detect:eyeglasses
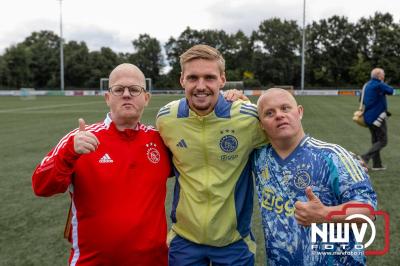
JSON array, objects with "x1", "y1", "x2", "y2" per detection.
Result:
[{"x1": 109, "y1": 85, "x2": 145, "y2": 97}]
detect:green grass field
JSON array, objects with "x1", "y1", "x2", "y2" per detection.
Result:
[{"x1": 0, "y1": 95, "x2": 398, "y2": 265}]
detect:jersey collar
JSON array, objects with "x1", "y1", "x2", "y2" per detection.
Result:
[
  {"x1": 104, "y1": 113, "x2": 140, "y2": 131},
  {"x1": 271, "y1": 135, "x2": 310, "y2": 163}
]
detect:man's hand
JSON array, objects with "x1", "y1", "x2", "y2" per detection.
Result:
[
  {"x1": 223, "y1": 89, "x2": 249, "y2": 102},
  {"x1": 73, "y1": 118, "x2": 100, "y2": 154},
  {"x1": 294, "y1": 187, "x2": 328, "y2": 226}
]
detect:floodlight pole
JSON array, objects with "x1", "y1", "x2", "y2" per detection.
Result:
[
  {"x1": 300, "y1": 0, "x2": 306, "y2": 91},
  {"x1": 59, "y1": 0, "x2": 65, "y2": 91}
]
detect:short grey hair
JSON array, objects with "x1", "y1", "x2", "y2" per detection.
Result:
[{"x1": 371, "y1": 68, "x2": 384, "y2": 79}]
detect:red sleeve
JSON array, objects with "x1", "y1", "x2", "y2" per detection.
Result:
[{"x1": 32, "y1": 132, "x2": 80, "y2": 197}]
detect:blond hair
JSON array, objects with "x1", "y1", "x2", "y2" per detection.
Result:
[{"x1": 180, "y1": 44, "x2": 225, "y2": 73}]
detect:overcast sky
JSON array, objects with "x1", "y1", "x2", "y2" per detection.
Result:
[{"x1": 1, "y1": 0, "x2": 399, "y2": 54}]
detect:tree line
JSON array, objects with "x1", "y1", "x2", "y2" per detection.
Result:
[{"x1": 0, "y1": 12, "x2": 399, "y2": 90}]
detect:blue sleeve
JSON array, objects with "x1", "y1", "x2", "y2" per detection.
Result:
[
  {"x1": 329, "y1": 148, "x2": 377, "y2": 209},
  {"x1": 378, "y1": 82, "x2": 394, "y2": 95}
]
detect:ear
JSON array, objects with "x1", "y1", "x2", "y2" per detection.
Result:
[
  {"x1": 105, "y1": 92, "x2": 111, "y2": 107},
  {"x1": 144, "y1": 92, "x2": 151, "y2": 107},
  {"x1": 220, "y1": 72, "x2": 226, "y2": 88},
  {"x1": 180, "y1": 72, "x2": 185, "y2": 89},
  {"x1": 298, "y1": 105, "x2": 304, "y2": 119}
]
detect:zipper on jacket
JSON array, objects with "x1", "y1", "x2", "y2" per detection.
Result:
[{"x1": 201, "y1": 117, "x2": 211, "y2": 243}]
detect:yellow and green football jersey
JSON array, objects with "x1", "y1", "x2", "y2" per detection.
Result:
[{"x1": 156, "y1": 94, "x2": 267, "y2": 247}]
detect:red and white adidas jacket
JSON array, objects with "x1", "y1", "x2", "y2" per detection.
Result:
[{"x1": 32, "y1": 114, "x2": 171, "y2": 266}]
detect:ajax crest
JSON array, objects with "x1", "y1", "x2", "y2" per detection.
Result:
[
  {"x1": 219, "y1": 135, "x2": 238, "y2": 153},
  {"x1": 146, "y1": 143, "x2": 160, "y2": 164},
  {"x1": 294, "y1": 169, "x2": 311, "y2": 189}
]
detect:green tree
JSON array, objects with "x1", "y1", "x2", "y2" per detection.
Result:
[
  {"x1": 1, "y1": 44, "x2": 32, "y2": 88},
  {"x1": 307, "y1": 16, "x2": 357, "y2": 86},
  {"x1": 22, "y1": 30, "x2": 60, "y2": 88},
  {"x1": 354, "y1": 12, "x2": 400, "y2": 85},
  {"x1": 86, "y1": 47, "x2": 121, "y2": 88},
  {"x1": 164, "y1": 27, "x2": 209, "y2": 87},
  {"x1": 2, "y1": 13, "x2": 400, "y2": 89},
  {"x1": 222, "y1": 30, "x2": 252, "y2": 82},
  {"x1": 348, "y1": 53, "x2": 372, "y2": 86},
  {"x1": 64, "y1": 41, "x2": 90, "y2": 88},
  {"x1": 251, "y1": 18, "x2": 301, "y2": 86},
  {"x1": 164, "y1": 27, "x2": 253, "y2": 87},
  {"x1": 0, "y1": 55, "x2": 7, "y2": 88},
  {"x1": 129, "y1": 34, "x2": 164, "y2": 87}
]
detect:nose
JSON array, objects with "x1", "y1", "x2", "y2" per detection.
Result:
[
  {"x1": 122, "y1": 87, "x2": 132, "y2": 97},
  {"x1": 275, "y1": 110, "x2": 285, "y2": 119},
  {"x1": 196, "y1": 78, "x2": 206, "y2": 89}
]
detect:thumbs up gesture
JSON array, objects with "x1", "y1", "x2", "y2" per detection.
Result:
[
  {"x1": 294, "y1": 186, "x2": 327, "y2": 226},
  {"x1": 73, "y1": 118, "x2": 100, "y2": 154}
]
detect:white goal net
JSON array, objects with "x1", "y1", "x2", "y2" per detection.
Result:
[{"x1": 19, "y1": 88, "x2": 36, "y2": 100}]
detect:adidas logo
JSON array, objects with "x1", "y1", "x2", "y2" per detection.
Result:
[
  {"x1": 176, "y1": 139, "x2": 187, "y2": 148},
  {"x1": 99, "y1": 153, "x2": 113, "y2": 163}
]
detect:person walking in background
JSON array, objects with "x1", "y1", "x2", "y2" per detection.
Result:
[
  {"x1": 361, "y1": 68, "x2": 394, "y2": 170},
  {"x1": 32, "y1": 63, "x2": 171, "y2": 266}
]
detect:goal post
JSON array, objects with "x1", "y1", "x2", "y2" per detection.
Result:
[
  {"x1": 99, "y1": 77, "x2": 152, "y2": 92},
  {"x1": 100, "y1": 78, "x2": 109, "y2": 92},
  {"x1": 145, "y1": 78, "x2": 152, "y2": 93}
]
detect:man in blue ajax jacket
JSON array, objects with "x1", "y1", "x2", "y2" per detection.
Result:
[{"x1": 361, "y1": 68, "x2": 394, "y2": 171}]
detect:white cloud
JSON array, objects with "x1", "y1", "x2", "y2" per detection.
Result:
[
  {"x1": 66, "y1": 24, "x2": 133, "y2": 53},
  {"x1": 207, "y1": 0, "x2": 302, "y2": 35},
  {"x1": 0, "y1": 18, "x2": 58, "y2": 54}
]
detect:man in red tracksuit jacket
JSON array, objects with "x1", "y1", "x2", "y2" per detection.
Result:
[{"x1": 32, "y1": 63, "x2": 171, "y2": 266}]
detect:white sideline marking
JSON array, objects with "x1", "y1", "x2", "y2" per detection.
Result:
[
  {"x1": 0, "y1": 101, "x2": 105, "y2": 113},
  {"x1": 0, "y1": 101, "x2": 163, "y2": 114}
]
